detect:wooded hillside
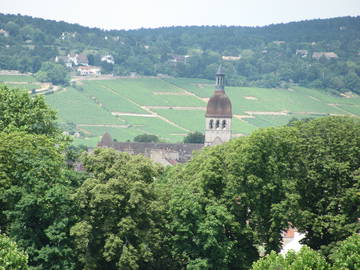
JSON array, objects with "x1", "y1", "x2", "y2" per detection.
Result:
[{"x1": 1, "y1": 14, "x2": 360, "y2": 93}]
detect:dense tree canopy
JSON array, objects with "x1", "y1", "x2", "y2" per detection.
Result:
[
  {"x1": 0, "y1": 131, "x2": 80, "y2": 270},
  {"x1": 0, "y1": 86, "x2": 81, "y2": 270},
  {"x1": 284, "y1": 117, "x2": 360, "y2": 255},
  {"x1": 183, "y1": 131, "x2": 205, "y2": 144},
  {"x1": 251, "y1": 246, "x2": 329, "y2": 270},
  {"x1": 330, "y1": 234, "x2": 360, "y2": 270},
  {"x1": 35, "y1": 61, "x2": 69, "y2": 85},
  {"x1": 71, "y1": 148, "x2": 170, "y2": 270},
  {"x1": 251, "y1": 234, "x2": 360, "y2": 270},
  {"x1": 133, "y1": 133, "x2": 159, "y2": 143},
  {"x1": 0, "y1": 234, "x2": 29, "y2": 270},
  {"x1": 159, "y1": 116, "x2": 360, "y2": 268},
  {"x1": 0, "y1": 85, "x2": 58, "y2": 135},
  {"x1": 0, "y1": 86, "x2": 359, "y2": 269},
  {"x1": 1, "y1": 13, "x2": 360, "y2": 93}
]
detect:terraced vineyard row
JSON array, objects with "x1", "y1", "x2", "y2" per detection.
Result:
[{"x1": 2, "y1": 74, "x2": 360, "y2": 146}]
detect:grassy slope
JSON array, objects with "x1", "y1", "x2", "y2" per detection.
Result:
[
  {"x1": 45, "y1": 87, "x2": 124, "y2": 124},
  {"x1": 40, "y1": 77, "x2": 360, "y2": 146},
  {"x1": 0, "y1": 74, "x2": 36, "y2": 82}
]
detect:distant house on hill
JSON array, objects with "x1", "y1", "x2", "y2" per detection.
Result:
[
  {"x1": 77, "y1": 54, "x2": 89, "y2": 66},
  {"x1": 312, "y1": 52, "x2": 338, "y2": 60},
  {"x1": 66, "y1": 53, "x2": 88, "y2": 66},
  {"x1": 60, "y1": 32, "x2": 77, "y2": 40},
  {"x1": 295, "y1": 50, "x2": 308, "y2": 57},
  {"x1": 169, "y1": 55, "x2": 190, "y2": 64},
  {"x1": 101, "y1": 55, "x2": 115, "y2": 64},
  {"x1": 273, "y1": 40, "x2": 286, "y2": 45},
  {"x1": 222, "y1": 56, "x2": 241, "y2": 61},
  {"x1": 55, "y1": 56, "x2": 73, "y2": 68},
  {"x1": 0, "y1": 29, "x2": 9, "y2": 37},
  {"x1": 77, "y1": 66, "x2": 101, "y2": 76}
]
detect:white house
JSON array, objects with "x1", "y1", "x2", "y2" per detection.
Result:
[
  {"x1": 101, "y1": 55, "x2": 115, "y2": 64},
  {"x1": 77, "y1": 66, "x2": 101, "y2": 76}
]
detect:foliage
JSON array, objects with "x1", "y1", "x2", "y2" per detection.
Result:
[
  {"x1": 35, "y1": 62, "x2": 69, "y2": 85},
  {"x1": 1, "y1": 83, "x2": 360, "y2": 270},
  {"x1": 330, "y1": 234, "x2": 360, "y2": 270},
  {"x1": 0, "y1": 86, "x2": 82, "y2": 269},
  {"x1": 164, "y1": 145, "x2": 259, "y2": 269},
  {"x1": 71, "y1": 148, "x2": 171, "y2": 269},
  {"x1": 251, "y1": 234, "x2": 360, "y2": 270},
  {"x1": 0, "y1": 131, "x2": 80, "y2": 270},
  {"x1": 226, "y1": 127, "x2": 299, "y2": 253},
  {"x1": 284, "y1": 117, "x2": 360, "y2": 255},
  {"x1": 251, "y1": 246, "x2": 330, "y2": 270},
  {"x1": 0, "y1": 85, "x2": 59, "y2": 136},
  {"x1": 162, "y1": 116, "x2": 360, "y2": 269},
  {"x1": 0, "y1": 234, "x2": 29, "y2": 270},
  {"x1": 183, "y1": 131, "x2": 204, "y2": 144},
  {"x1": 134, "y1": 133, "x2": 159, "y2": 143},
  {"x1": 2, "y1": 14, "x2": 360, "y2": 93}
]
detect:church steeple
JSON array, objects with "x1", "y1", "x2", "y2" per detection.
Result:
[
  {"x1": 204, "y1": 65, "x2": 232, "y2": 146},
  {"x1": 215, "y1": 64, "x2": 225, "y2": 91}
]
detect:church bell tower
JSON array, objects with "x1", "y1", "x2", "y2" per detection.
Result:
[{"x1": 204, "y1": 65, "x2": 232, "y2": 146}]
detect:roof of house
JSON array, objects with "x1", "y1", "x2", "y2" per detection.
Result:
[
  {"x1": 77, "y1": 65, "x2": 101, "y2": 70},
  {"x1": 98, "y1": 135, "x2": 204, "y2": 164},
  {"x1": 77, "y1": 54, "x2": 88, "y2": 63}
]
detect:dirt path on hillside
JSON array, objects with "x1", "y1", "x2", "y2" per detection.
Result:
[
  {"x1": 160, "y1": 79, "x2": 207, "y2": 103},
  {"x1": 234, "y1": 114, "x2": 255, "y2": 119},
  {"x1": 77, "y1": 124, "x2": 130, "y2": 128},
  {"x1": 34, "y1": 83, "x2": 51, "y2": 92},
  {"x1": 111, "y1": 112, "x2": 157, "y2": 117},
  {"x1": 327, "y1": 104, "x2": 357, "y2": 116},
  {"x1": 95, "y1": 82, "x2": 191, "y2": 132},
  {"x1": 232, "y1": 133, "x2": 247, "y2": 137},
  {"x1": 144, "y1": 106, "x2": 206, "y2": 110},
  {"x1": 153, "y1": 92, "x2": 190, "y2": 95},
  {"x1": 4, "y1": 81, "x2": 37, "y2": 84},
  {"x1": 245, "y1": 111, "x2": 289, "y2": 115}
]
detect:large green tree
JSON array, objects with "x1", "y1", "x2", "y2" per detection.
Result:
[
  {"x1": 0, "y1": 86, "x2": 81, "y2": 269},
  {"x1": 35, "y1": 62, "x2": 69, "y2": 85},
  {"x1": 0, "y1": 132, "x2": 80, "y2": 270},
  {"x1": 165, "y1": 145, "x2": 259, "y2": 269},
  {"x1": 284, "y1": 117, "x2": 360, "y2": 255},
  {"x1": 0, "y1": 85, "x2": 59, "y2": 136},
  {"x1": 226, "y1": 127, "x2": 299, "y2": 253},
  {"x1": 71, "y1": 148, "x2": 170, "y2": 270},
  {"x1": 183, "y1": 131, "x2": 205, "y2": 144}
]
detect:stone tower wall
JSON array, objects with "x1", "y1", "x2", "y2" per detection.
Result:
[{"x1": 204, "y1": 117, "x2": 232, "y2": 146}]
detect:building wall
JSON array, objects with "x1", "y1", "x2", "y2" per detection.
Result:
[{"x1": 204, "y1": 117, "x2": 232, "y2": 146}]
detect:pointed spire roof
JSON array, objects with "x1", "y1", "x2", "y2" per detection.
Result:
[
  {"x1": 216, "y1": 64, "x2": 224, "y2": 75},
  {"x1": 215, "y1": 64, "x2": 225, "y2": 91},
  {"x1": 206, "y1": 65, "x2": 232, "y2": 118}
]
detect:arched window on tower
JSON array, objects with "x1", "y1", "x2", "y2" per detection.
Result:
[
  {"x1": 215, "y1": 120, "x2": 220, "y2": 129},
  {"x1": 222, "y1": 120, "x2": 226, "y2": 129},
  {"x1": 209, "y1": 119, "x2": 214, "y2": 129}
]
